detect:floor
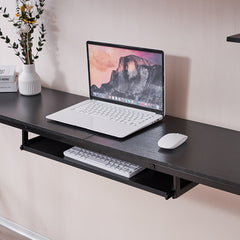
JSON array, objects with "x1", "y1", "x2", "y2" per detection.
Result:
[{"x1": 0, "y1": 224, "x2": 30, "y2": 240}]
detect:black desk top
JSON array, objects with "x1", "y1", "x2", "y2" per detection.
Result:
[{"x1": 0, "y1": 88, "x2": 239, "y2": 195}]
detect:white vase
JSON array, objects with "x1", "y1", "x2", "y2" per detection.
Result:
[{"x1": 19, "y1": 64, "x2": 41, "y2": 96}]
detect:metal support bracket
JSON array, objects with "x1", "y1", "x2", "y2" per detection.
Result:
[
  {"x1": 173, "y1": 176, "x2": 181, "y2": 198},
  {"x1": 172, "y1": 176, "x2": 198, "y2": 199},
  {"x1": 20, "y1": 129, "x2": 28, "y2": 150}
]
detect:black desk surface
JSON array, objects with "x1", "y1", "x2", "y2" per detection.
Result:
[{"x1": 0, "y1": 88, "x2": 239, "y2": 195}]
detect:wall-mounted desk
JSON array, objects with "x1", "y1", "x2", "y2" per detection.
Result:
[{"x1": 0, "y1": 88, "x2": 239, "y2": 199}]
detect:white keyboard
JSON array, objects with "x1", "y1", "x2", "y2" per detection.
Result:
[
  {"x1": 70, "y1": 100, "x2": 156, "y2": 126},
  {"x1": 64, "y1": 146, "x2": 145, "y2": 178}
]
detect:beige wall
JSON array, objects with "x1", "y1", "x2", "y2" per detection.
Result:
[{"x1": 0, "y1": 0, "x2": 240, "y2": 239}]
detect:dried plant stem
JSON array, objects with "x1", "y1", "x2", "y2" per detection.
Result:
[
  {"x1": 21, "y1": 33, "x2": 29, "y2": 64},
  {"x1": 27, "y1": 32, "x2": 30, "y2": 63}
]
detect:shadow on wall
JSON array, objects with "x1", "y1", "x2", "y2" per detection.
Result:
[
  {"x1": 165, "y1": 55, "x2": 191, "y2": 119},
  {"x1": 185, "y1": 186, "x2": 240, "y2": 217},
  {"x1": 42, "y1": 1, "x2": 67, "y2": 91}
]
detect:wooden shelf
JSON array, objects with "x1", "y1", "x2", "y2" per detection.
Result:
[{"x1": 226, "y1": 34, "x2": 240, "y2": 43}]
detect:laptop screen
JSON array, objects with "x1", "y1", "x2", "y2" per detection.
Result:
[{"x1": 87, "y1": 41, "x2": 164, "y2": 114}]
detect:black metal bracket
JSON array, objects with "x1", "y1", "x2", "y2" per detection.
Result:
[
  {"x1": 173, "y1": 176, "x2": 181, "y2": 198},
  {"x1": 172, "y1": 176, "x2": 198, "y2": 199},
  {"x1": 20, "y1": 129, "x2": 29, "y2": 150}
]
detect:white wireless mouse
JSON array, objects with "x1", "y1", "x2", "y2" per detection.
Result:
[{"x1": 158, "y1": 133, "x2": 188, "y2": 149}]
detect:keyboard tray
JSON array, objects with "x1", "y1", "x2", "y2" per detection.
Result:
[{"x1": 21, "y1": 135, "x2": 197, "y2": 199}]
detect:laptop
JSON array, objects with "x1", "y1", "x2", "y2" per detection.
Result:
[{"x1": 46, "y1": 41, "x2": 165, "y2": 138}]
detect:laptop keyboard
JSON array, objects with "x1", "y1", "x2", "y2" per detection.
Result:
[{"x1": 70, "y1": 100, "x2": 157, "y2": 126}]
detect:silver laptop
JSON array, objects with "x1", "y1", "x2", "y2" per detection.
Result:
[{"x1": 46, "y1": 41, "x2": 165, "y2": 138}]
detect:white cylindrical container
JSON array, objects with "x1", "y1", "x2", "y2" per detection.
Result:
[{"x1": 19, "y1": 64, "x2": 41, "y2": 96}]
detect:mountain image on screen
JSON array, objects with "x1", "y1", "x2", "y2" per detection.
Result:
[{"x1": 91, "y1": 54, "x2": 163, "y2": 107}]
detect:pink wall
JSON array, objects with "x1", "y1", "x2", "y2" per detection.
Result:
[{"x1": 0, "y1": 0, "x2": 240, "y2": 239}]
